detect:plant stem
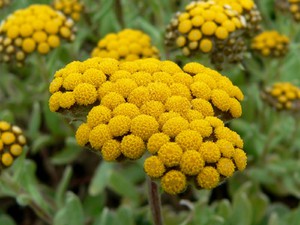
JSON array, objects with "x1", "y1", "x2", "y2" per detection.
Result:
[{"x1": 147, "y1": 176, "x2": 163, "y2": 225}]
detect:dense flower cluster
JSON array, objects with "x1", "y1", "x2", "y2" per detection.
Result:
[
  {"x1": 165, "y1": 0, "x2": 248, "y2": 70},
  {"x1": 276, "y1": 0, "x2": 300, "y2": 21},
  {"x1": 0, "y1": 4, "x2": 76, "y2": 66},
  {"x1": 0, "y1": 0, "x2": 10, "y2": 9},
  {"x1": 0, "y1": 121, "x2": 26, "y2": 171},
  {"x1": 212, "y1": 0, "x2": 261, "y2": 35},
  {"x1": 262, "y1": 82, "x2": 300, "y2": 110},
  {"x1": 91, "y1": 29, "x2": 159, "y2": 61},
  {"x1": 52, "y1": 0, "x2": 84, "y2": 21},
  {"x1": 251, "y1": 31, "x2": 289, "y2": 57},
  {"x1": 49, "y1": 57, "x2": 247, "y2": 195}
]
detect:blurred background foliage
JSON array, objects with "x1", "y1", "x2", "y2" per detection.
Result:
[{"x1": 1, "y1": 0, "x2": 300, "y2": 224}]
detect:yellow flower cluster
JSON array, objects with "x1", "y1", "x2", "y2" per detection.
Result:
[
  {"x1": 0, "y1": 0, "x2": 10, "y2": 8},
  {"x1": 251, "y1": 31, "x2": 289, "y2": 57},
  {"x1": 53, "y1": 0, "x2": 84, "y2": 21},
  {"x1": 165, "y1": 0, "x2": 247, "y2": 69},
  {"x1": 289, "y1": 0, "x2": 300, "y2": 21},
  {"x1": 262, "y1": 82, "x2": 300, "y2": 110},
  {"x1": 0, "y1": 4, "x2": 76, "y2": 66},
  {"x1": 276, "y1": 0, "x2": 300, "y2": 21},
  {"x1": 146, "y1": 118, "x2": 247, "y2": 194},
  {"x1": 49, "y1": 57, "x2": 246, "y2": 195},
  {"x1": 91, "y1": 29, "x2": 159, "y2": 61},
  {"x1": 0, "y1": 121, "x2": 26, "y2": 170},
  {"x1": 212, "y1": 0, "x2": 261, "y2": 35}
]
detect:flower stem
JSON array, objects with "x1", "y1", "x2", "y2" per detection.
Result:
[{"x1": 147, "y1": 176, "x2": 164, "y2": 225}]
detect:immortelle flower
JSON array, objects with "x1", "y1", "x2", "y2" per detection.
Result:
[
  {"x1": 276, "y1": 0, "x2": 300, "y2": 21},
  {"x1": 251, "y1": 31, "x2": 289, "y2": 57},
  {"x1": 211, "y1": 0, "x2": 262, "y2": 35},
  {"x1": 91, "y1": 29, "x2": 160, "y2": 61},
  {"x1": 261, "y1": 82, "x2": 300, "y2": 110},
  {"x1": 0, "y1": 121, "x2": 26, "y2": 171},
  {"x1": 165, "y1": 0, "x2": 247, "y2": 70},
  {"x1": 0, "y1": 0, "x2": 10, "y2": 9},
  {"x1": 52, "y1": 0, "x2": 84, "y2": 21},
  {"x1": 49, "y1": 57, "x2": 246, "y2": 195},
  {"x1": 0, "y1": 4, "x2": 76, "y2": 66}
]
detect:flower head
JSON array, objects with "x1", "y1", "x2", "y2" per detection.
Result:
[
  {"x1": 0, "y1": 4, "x2": 76, "y2": 65},
  {"x1": 91, "y1": 29, "x2": 159, "y2": 61},
  {"x1": 251, "y1": 31, "x2": 289, "y2": 57},
  {"x1": 0, "y1": 121, "x2": 26, "y2": 170},
  {"x1": 49, "y1": 58, "x2": 247, "y2": 194},
  {"x1": 165, "y1": 0, "x2": 249, "y2": 69},
  {"x1": 161, "y1": 170, "x2": 187, "y2": 195},
  {"x1": 262, "y1": 82, "x2": 300, "y2": 111},
  {"x1": 53, "y1": 0, "x2": 84, "y2": 21}
]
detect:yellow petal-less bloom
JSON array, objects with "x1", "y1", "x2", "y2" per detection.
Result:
[
  {"x1": 165, "y1": 0, "x2": 250, "y2": 69},
  {"x1": 144, "y1": 156, "x2": 166, "y2": 178},
  {"x1": 161, "y1": 170, "x2": 187, "y2": 195},
  {"x1": 251, "y1": 31, "x2": 289, "y2": 57},
  {"x1": 75, "y1": 123, "x2": 91, "y2": 147},
  {"x1": 91, "y1": 29, "x2": 159, "y2": 61},
  {"x1": 0, "y1": 121, "x2": 26, "y2": 170},
  {"x1": 101, "y1": 140, "x2": 121, "y2": 161},
  {"x1": 197, "y1": 166, "x2": 220, "y2": 189},
  {"x1": 120, "y1": 134, "x2": 145, "y2": 159},
  {"x1": 175, "y1": 130, "x2": 203, "y2": 151},
  {"x1": 147, "y1": 133, "x2": 170, "y2": 154},
  {"x1": 49, "y1": 58, "x2": 247, "y2": 195},
  {"x1": 89, "y1": 124, "x2": 112, "y2": 150},
  {"x1": 233, "y1": 148, "x2": 247, "y2": 171},
  {"x1": 262, "y1": 82, "x2": 300, "y2": 111},
  {"x1": 108, "y1": 115, "x2": 131, "y2": 137},
  {"x1": 158, "y1": 142, "x2": 183, "y2": 167},
  {"x1": 199, "y1": 141, "x2": 221, "y2": 163},
  {"x1": 180, "y1": 150, "x2": 204, "y2": 175},
  {"x1": 217, "y1": 157, "x2": 235, "y2": 177},
  {"x1": 190, "y1": 119, "x2": 213, "y2": 137},
  {"x1": 0, "y1": 4, "x2": 76, "y2": 65},
  {"x1": 53, "y1": 0, "x2": 84, "y2": 21},
  {"x1": 162, "y1": 117, "x2": 189, "y2": 138},
  {"x1": 130, "y1": 115, "x2": 159, "y2": 141}
]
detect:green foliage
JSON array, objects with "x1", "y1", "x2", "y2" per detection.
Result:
[{"x1": 1, "y1": 0, "x2": 300, "y2": 224}]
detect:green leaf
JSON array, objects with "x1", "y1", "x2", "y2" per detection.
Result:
[
  {"x1": 54, "y1": 192, "x2": 85, "y2": 225},
  {"x1": 108, "y1": 170, "x2": 139, "y2": 203},
  {"x1": 93, "y1": 208, "x2": 115, "y2": 225},
  {"x1": 31, "y1": 134, "x2": 54, "y2": 154},
  {"x1": 51, "y1": 137, "x2": 82, "y2": 165},
  {"x1": 88, "y1": 162, "x2": 114, "y2": 196},
  {"x1": 115, "y1": 206, "x2": 135, "y2": 225},
  {"x1": 55, "y1": 166, "x2": 73, "y2": 208},
  {"x1": 250, "y1": 192, "x2": 269, "y2": 224},
  {"x1": 83, "y1": 194, "x2": 105, "y2": 217},
  {"x1": 267, "y1": 213, "x2": 280, "y2": 225},
  {"x1": 229, "y1": 191, "x2": 252, "y2": 225},
  {"x1": 0, "y1": 214, "x2": 16, "y2": 225},
  {"x1": 27, "y1": 101, "x2": 41, "y2": 139},
  {"x1": 215, "y1": 199, "x2": 232, "y2": 220}
]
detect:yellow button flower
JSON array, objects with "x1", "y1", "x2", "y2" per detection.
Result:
[
  {"x1": 130, "y1": 115, "x2": 159, "y2": 141},
  {"x1": 91, "y1": 29, "x2": 159, "y2": 61},
  {"x1": 144, "y1": 156, "x2": 166, "y2": 178},
  {"x1": 147, "y1": 133, "x2": 170, "y2": 154},
  {"x1": 0, "y1": 4, "x2": 76, "y2": 64},
  {"x1": 180, "y1": 150, "x2": 204, "y2": 175},
  {"x1": 197, "y1": 166, "x2": 220, "y2": 189},
  {"x1": 175, "y1": 130, "x2": 203, "y2": 151},
  {"x1": 101, "y1": 140, "x2": 121, "y2": 161},
  {"x1": 158, "y1": 142, "x2": 183, "y2": 167},
  {"x1": 75, "y1": 123, "x2": 91, "y2": 147},
  {"x1": 120, "y1": 134, "x2": 145, "y2": 159},
  {"x1": 161, "y1": 170, "x2": 187, "y2": 195}
]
